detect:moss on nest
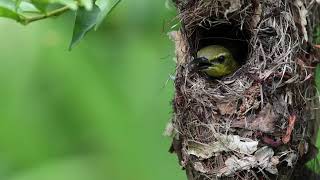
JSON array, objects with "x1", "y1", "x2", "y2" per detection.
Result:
[{"x1": 168, "y1": 0, "x2": 320, "y2": 179}]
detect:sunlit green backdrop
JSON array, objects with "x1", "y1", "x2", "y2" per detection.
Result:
[{"x1": 0, "y1": 1, "x2": 185, "y2": 180}]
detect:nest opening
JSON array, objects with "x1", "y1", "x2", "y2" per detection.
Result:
[{"x1": 189, "y1": 21, "x2": 250, "y2": 66}]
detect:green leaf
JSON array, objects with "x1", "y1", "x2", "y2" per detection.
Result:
[
  {"x1": 95, "y1": 0, "x2": 120, "y2": 30},
  {"x1": 315, "y1": 25, "x2": 320, "y2": 44},
  {"x1": 18, "y1": 1, "x2": 40, "y2": 14},
  {"x1": 30, "y1": 0, "x2": 48, "y2": 12},
  {"x1": 55, "y1": 0, "x2": 78, "y2": 10},
  {"x1": 0, "y1": 0, "x2": 23, "y2": 21},
  {"x1": 14, "y1": 0, "x2": 22, "y2": 11},
  {"x1": 69, "y1": 4, "x2": 100, "y2": 50},
  {"x1": 79, "y1": 0, "x2": 93, "y2": 10},
  {"x1": 30, "y1": 0, "x2": 78, "y2": 12}
]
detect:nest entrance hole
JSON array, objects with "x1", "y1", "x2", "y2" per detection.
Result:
[{"x1": 191, "y1": 23, "x2": 250, "y2": 65}]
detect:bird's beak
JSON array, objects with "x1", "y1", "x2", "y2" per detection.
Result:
[{"x1": 189, "y1": 57, "x2": 212, "y2": 70}]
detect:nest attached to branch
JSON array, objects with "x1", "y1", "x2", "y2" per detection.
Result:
[{"x1": 166, "y1": 0, "x2": 320, "y2": 179}]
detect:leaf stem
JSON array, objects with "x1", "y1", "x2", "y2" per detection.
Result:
[{"x1": 23, "y1": 6, "x2": 70, "y2": 24}]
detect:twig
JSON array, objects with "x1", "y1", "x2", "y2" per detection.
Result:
[{"x1": 22, "y1": 6, "x2": 70, "y2": 25}]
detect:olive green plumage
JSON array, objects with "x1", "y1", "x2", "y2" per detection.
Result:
[{"x1": 193, "y1": 45, "x2": 239, "y2": 78}]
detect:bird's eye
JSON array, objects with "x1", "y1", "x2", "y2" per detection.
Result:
[{"x1": 217, "y1": 55, "x2": 225, "y2": 63}]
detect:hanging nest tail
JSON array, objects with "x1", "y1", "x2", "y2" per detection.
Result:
[{"x1": 166, "y1": 0, "x2": 320, "y2": 179}]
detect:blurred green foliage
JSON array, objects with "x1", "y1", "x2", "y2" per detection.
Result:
[
  {"x1": 0, "y1": 0, "x2": 184, "y2": 180},
  {"x1": 315, "y1": 25, "x2": 320, "y2": 45},
  {"x1": 309, "y1": 25, "x2": 320, "y2": 173}
]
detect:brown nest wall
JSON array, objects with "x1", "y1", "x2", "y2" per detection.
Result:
[{"x1": 167, "y1": 0, "x2": 320, "y2": 179}]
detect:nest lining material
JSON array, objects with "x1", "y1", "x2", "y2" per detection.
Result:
[{"x1": 167, "y1": 0, "x2": 320, "y2": 179}]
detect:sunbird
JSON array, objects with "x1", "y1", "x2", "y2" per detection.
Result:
[{"x1": 191, "y1": 45, "x2": 239, "y2": 78}]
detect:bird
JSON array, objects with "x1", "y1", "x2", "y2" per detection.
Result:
[{"x1": 190, "y1": 45, "x2": 239, "y2": 78}]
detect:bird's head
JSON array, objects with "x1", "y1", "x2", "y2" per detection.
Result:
[{"x1": 191, "y1": 45, "x2": 238, "y2": 78}]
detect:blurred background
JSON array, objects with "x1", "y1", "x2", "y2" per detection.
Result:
[{"x1": 0, "y1": 0, "x2": 186, "y2": 179}]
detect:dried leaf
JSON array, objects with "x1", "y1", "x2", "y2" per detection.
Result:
[
  {"x1": 284, "y1": 152, "x2": 298, "y2": 167},
  {"x1": 163, "y1": 121, "x2": 176, "y2": 137},
  {"x1": 262, "y1": 136, "x2": 283, "y2": 147},
  {"x1": 193, "y1": 162, "x2": 209, "y2": 173},
  {"x1": 232, "y1": 103, "x2": 276, "y2": 133},
  {"x1": 298, "y1": 141, "x2": 308, "y2": 157},
  {"x1": 217, "y1": 100, "x2": 237, "y2": 115},
  {"x1": 255, "y1": 146, "x2": 278, "y2": 174},
  {"x1": 218, "y1": 156, "x2": 256, "y2": 176},
  {"x1": 282, "y1": 115, "x2": 297, "y2": 144},
  {"x1": 187, "y1": 135, "x2": 258, "y2": 159},
  {"x1": 218, "y1": 147, "x2": 278, "y2": 176},
  {"x1": 294, "y1": 0, "x2": 308, "y2": 42},
  {"x1": 187, "y1": 142, "x2": 221, "y2": 159}
]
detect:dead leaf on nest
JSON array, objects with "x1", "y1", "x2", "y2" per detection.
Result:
[
  {"x1": 218, "y1": 146, "x2": 278, "y2": 177},
  {"x1": 255, "y1": 146, "x2": 279, "y2": 175},
  {"x1": 238, "y1": 85, "x2": 260, "y2": 114},
  {"x1": 232, "y1": 103, "x2": 276, "y2": 133},
  {"x1": 262, "y1": 136, "x2": 283, "y2": 147},
  {"x1": 163, "y1": 121, "x2": 176, "y2": 137},
  {"x1": 284, "y1": 152, "x2": 298, "y2": 167},
  {"x1": 193, "y1": 162, "x2": 210, "y2": 173},
  {"x1": 217, "y1": 100, "x2": 237, "y2": 115},
  {"x1": 218, "y1": 156, "x2": 256, "y2": 176},
  {"x1": 187, "y1": 135, "x2": 258, "y2": 159},
  {"x1": 294, "y1": 0, "x2": 308, "y2": 42},
  {"x1": 282, "y1": 115, "x2": 297, "y2": 144},
  {"x1": 298, "y1": 140, "x2": 308, "y2": 157}
]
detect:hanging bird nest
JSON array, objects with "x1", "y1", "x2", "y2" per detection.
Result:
[{"x1": 166, "y1": 0, "x2": 320, "y2": 179}]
